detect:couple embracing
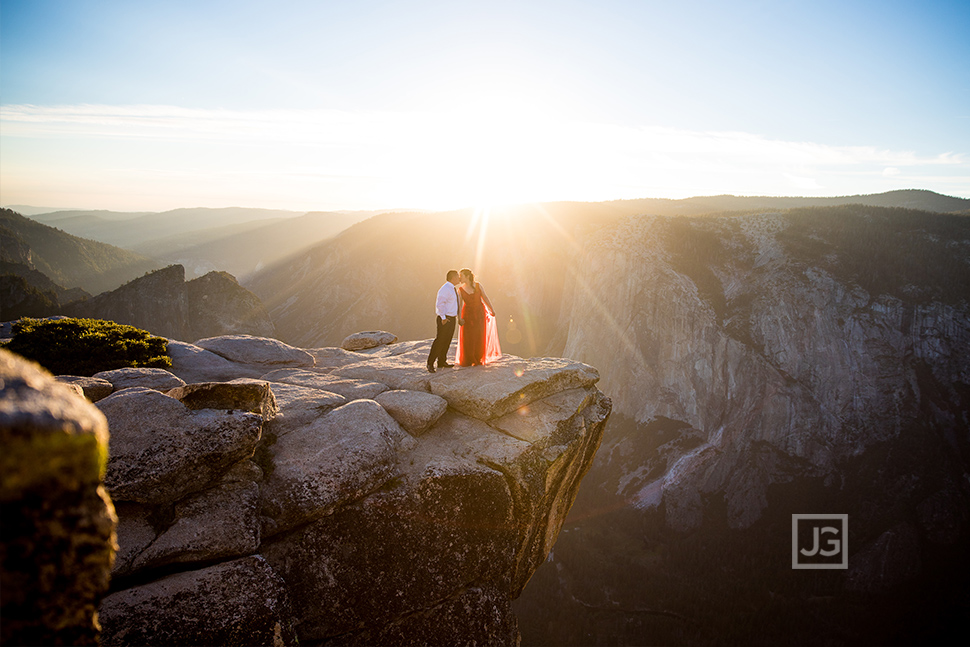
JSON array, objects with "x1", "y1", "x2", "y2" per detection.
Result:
[{"x1": 427, "y1": 268, "x2": 501, "y2": 372}]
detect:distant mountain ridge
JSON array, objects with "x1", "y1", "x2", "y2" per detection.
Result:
[
  {"x1": 0, "y1": 208, "x2": 160, "y2": 295},
  {"x1": 130, "y1": 210, "x2": 366, "y2": 280},
  {"x1": 248, "y1": 189, "x2": 968, "y2": 351},
  {"x1": 26, "y1": 207, "x2": 305, "y2": 250},
  {"x1": 594, "y1": 188, "x2": 970, "y2": 216}
]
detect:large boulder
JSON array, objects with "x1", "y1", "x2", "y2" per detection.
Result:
[
  {"x1": 117, "y1": 462, "x2": 262, "y2": 576},
  {"x1": 490, "y1": 387, "x2": 598, "y2": 444},
  {"x1": 99, "y1": 556, "x2": 297, "y2": 647},
  {"x1": 304, "y1": 346, "x2": 367, "y2": 371},
  {"x1": 261, "y1": 368, "x2": 388, "y2": 400},
  {"x1": 93, "y1": 367, "x2": 186, "y2": 392},
  {"x1": 195, "y1": 335, "x2": 314, "y2": 369},
  {"x1": 260, "y1": 382, "x2": 348, "y2": 438},
  {"x1": 0, "y1": 349, "x2": 116, "y2": 646},
  {"x1": 373, "y1": 389, "x2": 448, "y2": 436},
  {"x1": 429, "y1": 356, "x2": 601, "y2": 419},
  {"x1": 260, "y1": 399, "x2": 417, "y2": 537},
  {"x1": 261, "y1": 451, "x2": 518, "y2": 642},
  {"x1": 97, "y1": 388, "x2": 262, "y2": 504},
  {"x1": 166, "y1": 379, "x2": 278, "y2": 417},
  {"x1": 341, "y1": 330, "x2": 397, "y2": 351},
  {"x1": 331, "y1": 351, "x2": 435, "y2": 392},
  {"x1": 165, "y1": 339, "x2": 263, "y2": 383},
  {"x1": 56, "y1": 375, "x2": 115, "y2": 402},
  {"x1": 262, "y1": 385, "x2": 611, "y2": 644}
]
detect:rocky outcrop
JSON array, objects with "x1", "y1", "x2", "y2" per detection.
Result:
[
  {"x1": 99, "y1": 387, "x2": 263, "y2": 505},
  {"x1": 195, "y1": 334, "x2": 314, "y2": 368},
  {"x1": 56, "y1": 375, "x2": 115, "y2": 402},
  {"x1": 100, "y1": 556, "x2": 297, "y2": 647},
  {"x1": 66, "y1": 265, "x2": 189, "y2": 340},
  {"x1": 64, "y1": 265, "x2": 275, "y2": 342},
  {"x1": 93, "y1": 367, "x2": 187, "y2": 392},
  {"x1": 90, "y1": 334, "x2": 609, "y2": 646},
  {"x1": 185, "y1": 270, "x2": 275, "y2": 341},
  {"x1": 0, "y1": 349, "x2": 116, "y2": 646},
  {"x1": 341, "y1": 329, "x2": 397, "y2": 350}
]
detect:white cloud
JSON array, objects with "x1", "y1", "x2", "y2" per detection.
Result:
[{"x1": 1, "y1": 104, "x2": 967, "y2": 211}]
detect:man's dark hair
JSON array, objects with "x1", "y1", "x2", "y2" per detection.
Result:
[{"x1": 446, "y1": 269, "x2": 459, "y2": 281}]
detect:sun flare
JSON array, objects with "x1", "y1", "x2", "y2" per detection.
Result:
[{"x1": 401, "y1": 79, "x2": 584, "y2": 210}]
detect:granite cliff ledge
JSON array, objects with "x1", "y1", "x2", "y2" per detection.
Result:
[{"x1": 2, "y1": 333, "x2": 610, "y2": 646}]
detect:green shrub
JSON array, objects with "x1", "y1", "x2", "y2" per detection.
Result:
[{"x1": 6, "y1": 317, "x2": 171, "y2": 376}]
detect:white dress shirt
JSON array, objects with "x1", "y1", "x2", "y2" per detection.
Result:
[{"x1": 435, "y1": 282, "x2": 459, "y2": 319}]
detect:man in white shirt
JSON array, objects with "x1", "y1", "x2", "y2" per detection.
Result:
[{"x1": 427, "y1": 269, "x2": 462, "y2": 372}]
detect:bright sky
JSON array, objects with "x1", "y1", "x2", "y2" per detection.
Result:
[{"x1": 1, "y1": 0, "x2": 968, "y2": 212}]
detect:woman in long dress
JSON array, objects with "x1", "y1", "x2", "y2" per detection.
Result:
[{"x1": 457, "y1": 268, "x2": 501, "y2": 366}]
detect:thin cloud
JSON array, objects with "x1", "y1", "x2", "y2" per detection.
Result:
[{"x1": 1, "y1": 104, "x2": 967, "y2": 210}]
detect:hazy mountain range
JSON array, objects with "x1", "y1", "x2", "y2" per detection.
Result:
[
  {"x1": 127, "y1": 211, "x2": 369, "y2": 280},
  {"x1": 25, "y1": 206, "x2": 303, "y2": 249},
  {"x1": 12, "y1": 206, "x2": 395, "y2": 282},
  {"x1": 246, "y1": 189, "x2": 970, "y2": 351},
  {"x1": 0, "y1": 208, "x2": 159, "y2": 295}
]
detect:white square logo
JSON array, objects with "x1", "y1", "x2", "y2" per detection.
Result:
[{"x1": 792, "y1": 514, "x2": 848, "y2": 569}]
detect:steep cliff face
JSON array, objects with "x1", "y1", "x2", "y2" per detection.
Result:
[
  {"x1": 558, "y1": 207, "x2": 970, "y2": 530},
  {"x1": 83, "y1": 335, "x2": 609, "y2": 646},
  {"x1": 514, "y1": 206, "x2": 970, "y2": 645},
  {"x1": 64, "y1": 265, "x2": 276, "y2": 342}
]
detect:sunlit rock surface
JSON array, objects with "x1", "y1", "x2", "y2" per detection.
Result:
[
  {"x1": 95, "y1": 334, "x2": 609, "y2": 646},
  {"x1": 93, "y1": 367, "x2": 186, "y2": 392},
  {"x1": 341, "y1": 329, "x2": 397, "y2": 351}
]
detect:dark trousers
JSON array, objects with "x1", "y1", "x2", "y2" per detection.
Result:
[{"x1": 428, "y1": 315, "x2": 457, "y2": 367}]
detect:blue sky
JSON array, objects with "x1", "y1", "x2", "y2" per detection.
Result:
[{"x1": 1, "y1": 0, "x2": 968, "y2": 211}]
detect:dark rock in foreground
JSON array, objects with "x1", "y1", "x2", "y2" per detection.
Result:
[{"x1": 0, "y1": 349, "x2": 116, "y2": 646}]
